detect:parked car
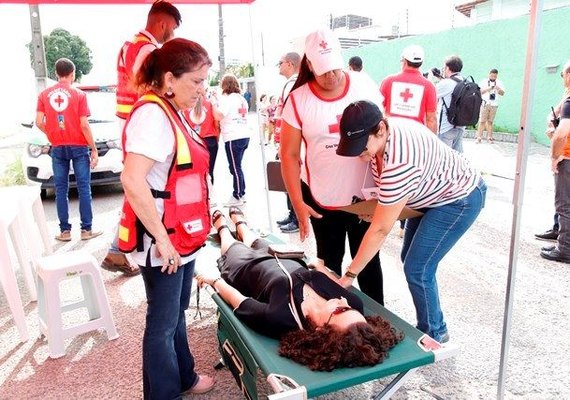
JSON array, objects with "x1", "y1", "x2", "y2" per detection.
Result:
[{"x1": 22, "y1": 85, "x2": 123, "y2": 195}]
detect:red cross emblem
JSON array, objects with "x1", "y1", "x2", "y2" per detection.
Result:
[
  {"x1": 400, "y1": 88, "x2": 414, "y2": 102},
  {"x1": 328, "y1": 114, "x2": 342, "y2": 134},
  {"x1": 319, "y1": 40, "x2": 328, "y2": 49},
  {"x1": 238, "y1": 105, "x2": 247, "y2": 118},
  {"x1": 54, "y1": 95, "x2": 65, "y2": 107}
]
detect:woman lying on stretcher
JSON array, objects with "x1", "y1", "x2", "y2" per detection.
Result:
[{"x1": 196, "y1": 207, "x2": 403, "y2": 371}]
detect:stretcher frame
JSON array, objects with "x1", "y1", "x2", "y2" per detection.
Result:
[{"x1": 206, "y1": 283, "x2": 459, "y2": 399}]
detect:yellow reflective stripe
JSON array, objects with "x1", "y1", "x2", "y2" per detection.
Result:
[
  {"x1": 116, "y1": 103, "x2": 132, "y2": 114},
  {"x1": 118, "y1": 225, "x2": 130, "y2": 242},
  {"x1": 176, "y1": 127, "x2": 191, "y2": 166},
  {"x1": 139, "y1": 94, "x2": 192, "y2": 168}
]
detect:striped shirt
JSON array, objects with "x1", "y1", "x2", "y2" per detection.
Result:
[{"x1": 370, "y1": 117, "x2": 480, "y2": 209}]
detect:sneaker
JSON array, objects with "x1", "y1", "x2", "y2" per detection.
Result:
[
  {"x1": 276, "y1": 216, "x2": 292, "y2": 226},
  {"x1": 534, "y1": 229, "x2": 559, "y2": 242},
  {"x1": 81, "y1": 229, "x2": 103, "y2": 241},
  {"x1": 280, "y1": 221, "x2": 299, "y2": 233},
  {"x1": 439, "y1": 332, "x2": 450, "y2": 343},
  {"x1": 223, "y1": 196, "x2": 244, "y2": 207},
  {"x1": 55, "y1": 230, "x2": 71, "y2": 242}
]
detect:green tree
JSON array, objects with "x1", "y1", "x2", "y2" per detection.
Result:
[
  {"x1": 225, "y1": 62, "x2": 255, "y2": 79},
  {"x1": 28, "y1": 28, "x2": 93, "y2": 82}
]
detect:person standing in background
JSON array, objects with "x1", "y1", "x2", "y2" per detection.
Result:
[
  {"x1": 184, "y1": 95, "x2": 220, "y2": 184},
  {"x1": 275, "y1": 51, "x2": 301, "y2": 233},
  {"x1": 217, "y1": 74, "x2": 250, "y2": 207},
  {"x1": 476, "y1": 68, "x2": 505, "y2": 143},
  {"x1": 102, "y1": 0, "x2": 182, "y2": 276},
  {"x1": 35, "y1": 58, "x2": 101, "y2": 242}
]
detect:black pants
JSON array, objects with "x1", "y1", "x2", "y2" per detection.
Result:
[
  {"x1": 301, "y1": 182, "x2": 384, "y2": 304},
  {"x1": 203, "y1": 136, "x2": 218, "y2": 184}
]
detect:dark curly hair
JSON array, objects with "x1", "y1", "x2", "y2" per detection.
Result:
[{"x1": 278, "y1": 316, "x2": 404, "y2": 371}]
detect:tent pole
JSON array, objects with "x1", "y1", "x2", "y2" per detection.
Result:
[
  {"x1": 497, "y1": 0, "x2": 543, "y2": 398},
  {"x1": 247, "y1": 4, "x2": 274, "y2": 233}
]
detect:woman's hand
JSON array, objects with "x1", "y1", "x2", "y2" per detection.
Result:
[
  {"x1": 294, "y1": 201, "x2": 322, "y2": 241},
  {"x1": 337, "y1": 275, "x2": 354, "y2": 289},
  {"x1": 155, "y1": 238, "x2": 182, "y2": 274},
  {"x1": 195, "y1": 274, "x2": 219, "y2": 288}
]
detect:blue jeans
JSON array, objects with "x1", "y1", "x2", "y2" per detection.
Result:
[
  {"x1": 400, "y1": 179, "x2": 486, "y2": 341},
  {"x1": 225, "y1": 138, "x2": 249, "y2": 199},
  {"x1": 51, "y1": 145, "x2": 93, "y2": 232},
  {"x1": 139, "y1": 260, "x2": 198, "y2": 400},
  {"x1": 203, "y1": 136, "x2": 219, "y2": 184},
  {"x1": 438, "y1": 127, "x2": 465, "y2": 153}
]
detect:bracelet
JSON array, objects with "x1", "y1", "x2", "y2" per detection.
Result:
[
  {"x1": 344, "y1": 269, "x2": 358, "y2": 279},
  {"x1": 212, "y1": 277, "x2": 223, "y2": 291}
]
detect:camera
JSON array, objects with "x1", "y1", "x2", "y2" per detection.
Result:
[{"x1": 489, "y1": 92, "x2": 496, "y2": 101}]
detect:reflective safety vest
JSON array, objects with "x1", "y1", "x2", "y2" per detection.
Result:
[
  {"x1": 118, "y1": 93, "x2": 211, "y2": 259},
  {"x1": 116, "y1": 32, "x2": 155, "y2": 119}
]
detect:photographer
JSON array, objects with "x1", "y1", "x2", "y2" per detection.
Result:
[{"x1": 477, "y1": 68, "x2": 505, "y2": 143}]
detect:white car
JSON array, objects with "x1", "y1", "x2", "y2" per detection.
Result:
[{"x1": 22, "y1": 85, "x2": 123, "y2": 195}]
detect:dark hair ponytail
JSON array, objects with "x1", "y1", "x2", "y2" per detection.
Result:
[{"x1": 284, "y1": 55, "x2": 314, "y2": 107}]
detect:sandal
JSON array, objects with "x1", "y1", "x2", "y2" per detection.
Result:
[
  {"x1": 229, "y1": 206, "x2": 247, "y2": 241},
  {"x1": 212, "y1": 209, "x2": 230, "y2": 235}
]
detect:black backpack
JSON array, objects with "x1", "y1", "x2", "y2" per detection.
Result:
[{"x1": 441, "y1": 75, "x2": 482, "y2": 127}]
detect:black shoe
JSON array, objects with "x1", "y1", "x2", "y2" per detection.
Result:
[
  {"x1": 534, "y1": 229, "x2": 559, "y2": 241},
  {"x1": 276, "y1": 216, "x2": 292, "y2": 226},
  {"x1": 280, "y1": 221, "x2": 299, "y2": 233},
  {"x1": 541, "y1": 244, "x2": 555, "y2": 252},
  {"x1": 540, "y1": 247, "x2": 570, "y2": 263}
]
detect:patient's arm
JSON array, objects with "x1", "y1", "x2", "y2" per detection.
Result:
[{"x1": 196, "y1": 275, "x2": 246, "y2": 309}]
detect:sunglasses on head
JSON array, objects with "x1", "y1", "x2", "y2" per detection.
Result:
[{"x1": 325, "y1": 306, "x2": 353, "y2": 325}]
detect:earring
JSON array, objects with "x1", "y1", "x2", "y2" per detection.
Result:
[{"x1": 165, "y1": 88, "x2": 175, "y2": 99}]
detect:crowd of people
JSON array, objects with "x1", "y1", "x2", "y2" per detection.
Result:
[{"x1": 36, "y1": 0, "x2": 570, "y2": 397}]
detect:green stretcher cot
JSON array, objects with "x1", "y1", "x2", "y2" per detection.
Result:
[{"x1": 205, "y1": 281, "x2": 458, "y2": 400}]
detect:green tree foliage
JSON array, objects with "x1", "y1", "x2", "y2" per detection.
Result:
[
  {"x1": 225, "y1": 62, "x2": 255, "y2": 78},
  {"x1": 28, "y1": 28, "x2": 93, "y2": 82}
]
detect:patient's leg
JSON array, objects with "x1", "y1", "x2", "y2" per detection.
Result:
[
  {"x1": 229, "y1": 206, "x2": 258, "y2": 247},
  {"x1": 213, "y1": 210, "x2": 237, "y2": 255}
]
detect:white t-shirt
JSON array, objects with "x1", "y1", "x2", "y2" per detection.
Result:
[
  {"x1": 479, "y1": 78, "x2": 505, "y2": 107},
  {"x1": 125, "y1": 103, "x2": 198, "y2": 267},
  {"x1": 281, "y1": 71, "x2": 382, "y2": 208},
  {"x1": 218, "y1": 92, "x2": 250, "y2": 142}
]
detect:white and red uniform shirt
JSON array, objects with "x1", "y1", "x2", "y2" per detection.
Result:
[
  {"x1": 371, "y1": 117, "x2": 480, "y2": 209},
  {"x1": 282, "y1": 71, "x2": 382, "y2": 208},
  {"x1": 380, "y1": 68, "x2": 437, "y2": 125},
  {"x1": 36, "y1": 81, "x2": 90, "y2": 147},
  {"x1": 218, "y1": 92, "x2": 249, "y2": 142}
]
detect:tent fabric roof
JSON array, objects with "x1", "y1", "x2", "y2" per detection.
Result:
[{"x1": 4, "y1": 0, "x2": 254, "y2": 4}]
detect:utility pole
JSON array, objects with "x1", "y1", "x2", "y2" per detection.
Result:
[
  {"x1": 29, "y1": 5, "x2": 47, "y2": 93},
  {"x1": 218, "y1": 4, "x2": 226, "y2": 76}
]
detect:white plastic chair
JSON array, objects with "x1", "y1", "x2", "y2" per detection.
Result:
[
  {"x1": 0, "y1": 201, "x2": 31, "y2": 342},
  {"x1": 36, "y1": 250, "x2": 119, "y2": 358}
]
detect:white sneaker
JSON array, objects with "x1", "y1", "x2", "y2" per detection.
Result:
[{"x1": 224, "y1": 196, "x2": 244, "y2": 207}]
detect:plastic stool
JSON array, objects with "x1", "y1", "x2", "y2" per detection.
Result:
[{"x1": 36, "y1": 250, "x2": 119, "y2": 358}]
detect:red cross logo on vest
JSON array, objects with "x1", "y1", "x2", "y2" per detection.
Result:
[
  {"x1": 238, "y1": 105, "x2": 247, "y2": 118},
  {"x1": 328, "y1": 114, "x2": 342, "y2": 134},
  {"x1": 400, "y1": 88, "x2": 414, "y2": 103},
  {"x1": 319, "y1": 40, "x2": 328, "y2": 49}
]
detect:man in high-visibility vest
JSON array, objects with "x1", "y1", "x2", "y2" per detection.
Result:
[{"x1": 101, "y1": 0, "x2": 182, "y2": 276}]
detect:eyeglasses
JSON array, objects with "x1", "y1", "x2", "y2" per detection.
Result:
[
  {"x1": 325, "y1": 306, "x2": 353, "y2": 325},
  {"x1": 277, "y1": 60, "x2": 287, "y2": 66}
]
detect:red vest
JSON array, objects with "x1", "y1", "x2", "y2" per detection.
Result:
[
  {"x1": 118, "y1": 93, "x2": 211, "y2": 258},
  {"x1": 116, "y1": 32, "x2": 155, "y2": 119}
]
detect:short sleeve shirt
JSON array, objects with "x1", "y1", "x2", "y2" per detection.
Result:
[
  {"x1": 380, "y1": 69, "x2": 437, "y2": 125},
  {"x1": 37, "y1": 82, "x2": 90, "y2": 146}
]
